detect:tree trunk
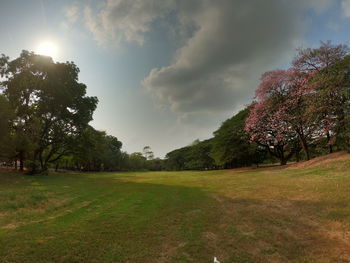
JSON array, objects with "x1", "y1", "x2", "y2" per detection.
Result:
[
  {"x1": 280, "y1": 158, "x2": 287, "y2": 165},
  {"x1": 299, "y1": 137, "x2": 310, "y2": 160},
  {"x1": 295, "y1": 150, "x2": 300, "y2": 162},
  {"x1": 326, "y1": 132, "x2": 333, "y2": 153},
  {"x1": 19, "y1": 151, "x2": 24, "y2": 172}
]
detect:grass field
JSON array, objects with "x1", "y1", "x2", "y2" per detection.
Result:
[{"x1": 1, "y1": 153, "x2": 350, "y2": 263}]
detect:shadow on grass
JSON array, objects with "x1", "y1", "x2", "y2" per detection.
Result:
[{"x1": 0, "y1": 172, "x2": 349, "y2": 263}]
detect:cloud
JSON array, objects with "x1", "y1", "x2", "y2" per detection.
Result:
[
  {"x1": 83, "y1": 0, "x2": 175, "y2": 46},
  {"x1": 78, "y1": 0, "x2": 332, "y2": 118},
  {"x1": 143, "y1": 0, "x2": 328, "y2": 115},
  {"x1": 64, "y1": 4, "x2": 80, "y2": 23},
  {"x1": 341, "y1": 0, "x2": 350, "y2": 17}
]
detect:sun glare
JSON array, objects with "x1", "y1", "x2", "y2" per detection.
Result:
[{"x1": 37, "y1": 41, "x2": 58, "y2": 59}]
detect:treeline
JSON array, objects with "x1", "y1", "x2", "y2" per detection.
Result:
[
  {"x1": 245, "y1": 41, "x2": 350, "y2": 165},
  {"x1": 164, "y1": 109, "x2": 266, "y2": 170},
  {"x1": 52, "y1": 128, "x2": 163, "y2": 172},
  {"x1": 0, "y1": 51, "x2": 160, "y2": 173},
  {"x1": 164, "y1": 42, "x2": 350, "y2": 169},
  {"x1": 1, "y1": 42, "x2": 350, "y2": 173}
]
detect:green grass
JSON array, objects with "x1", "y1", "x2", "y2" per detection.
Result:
[{"x1": 1, "y1": 159, "x2": 350, "y2": 263}]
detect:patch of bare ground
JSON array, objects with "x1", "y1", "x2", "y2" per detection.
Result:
[
  {"x1": 288, "y1": 151, "x2": 350, "y2": 170},
  {"x1": 226, "y1": 164, "x2": 289, "y2": 175},
  {"x1": 208, "y1": 194, "x2": 350, "y2": 263}
]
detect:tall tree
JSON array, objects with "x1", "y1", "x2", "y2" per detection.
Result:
[
  {"x1": 142, "y1": 146, "x2": 154, "y2": 160},
  {"x1": 253, "y1": 69, "x2": 315, "y2": 160},
  {"x1": 293, "y1": 41, "x2": 350, "y2": 153},
  {"x1": 1, "y1": 51, "x2": 98, "y2": 173}
]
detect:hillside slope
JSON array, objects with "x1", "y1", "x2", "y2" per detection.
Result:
[{"x1": 287, "y1": 151, "x2": 350, "y2": 170}]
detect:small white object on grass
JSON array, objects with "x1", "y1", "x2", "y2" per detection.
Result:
[{"x1": 214, "y1": 256, "x2": 220, "y2": 263}]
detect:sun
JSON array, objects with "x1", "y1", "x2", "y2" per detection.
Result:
[{"x1": 37, "y1": 41, "x2": 58, "y2": 59}]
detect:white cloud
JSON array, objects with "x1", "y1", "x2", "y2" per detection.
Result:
[
  {"x1": 64, "y1": 4, "x2": 80, "y2": 23},
  {"x1": 341, "y1": 0, "x2": 350, "y2": 17},
  {"x1": 83, "y1": 0, "x2": 175, "y2": 46},
  {"x1": 75, "y1": 0, "x2": 333, "y2": 120},
  {"x1": 143, "y1": 0, "x2": 318, "y2": 114}
]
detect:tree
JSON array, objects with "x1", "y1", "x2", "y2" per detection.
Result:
[
  {"x1": 185, "y1": 139, "x2": 215, "y2": 170},
  {"x1": 212, "y1": 108, "x2": 266, "y2": 168},
  {"x1": 128, "y1": 152, "x2": 147, "y2": 170},
  {"x1": 245, "y1": 101, "x2": 297, "y2": 165},
  {"x1": 165, "y1": 140, "x2": 214, "y2": 171},
  {"x1": 312, "y1": 55, "x2": 350, "y2": 152},
  {"x1": 245, "y1": 70, "x2": 307, "y2": 165},
  {"x1": 142, "y1": 146, "x2": 154, "y2": 160},
  {"x1": 71, "y1": 126, "x2": 123, "y2": 171},
  {"x1": 165, "y1": 147, "x2": 188, "y2": 170},
  {"x1": 0, "y1": 95, "x2": 15, "y2": 161},
  {"x1": 253, "y1": 69, "x2": 316, "y2": 160},
  {"x1": 293, "y1": 41, "x2": 350, "y2": 153},
  {"x1": 1, "y1": 51, "x2": 98, "y2": 173}
]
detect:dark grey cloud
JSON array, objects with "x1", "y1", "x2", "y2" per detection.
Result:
[
  {"x1": 143, "y1": 0, "x2": 332, "y2": 115},
  {"x1": 69, "y1": 0, "x2": 332, "y2": 120}
]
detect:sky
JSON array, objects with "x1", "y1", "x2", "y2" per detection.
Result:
[{"x1": 1, "y1": 0, "x2": 350, "y2": 157}]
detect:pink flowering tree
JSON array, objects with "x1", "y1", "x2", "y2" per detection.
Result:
[
  {"x1": 245, "y1": 69, "x2": 316, "y2": 163},
  {"x1": 245, "y1": 100, "x2": 296, "y2": 165}
]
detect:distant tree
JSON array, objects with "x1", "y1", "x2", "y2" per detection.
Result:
[
  {"x1": 142, "y1": 146, "x2": 154, "y2": 160},
  {"x1": 165, "y1": 140, "x2": 214, "y2": 171},
  {"x1": 103, "y1": 135, "x2": 123, "y2": 170},
  {"x1": 71, "y1": 126, "x2": 122, "y2": 171},
  {"x1": 147, "y1": 158, "x2": 165, "y2": 171},
  {"x1": 129, "y1": 152, "x2": 147, "y2": 170},
  {"x1": 165, "y1": 147, "x2": 189, "y2": 170},
  {"x1": 212, "y1": 108, "x2": 265, "y2": 168},
  {"x1": 185, "y1": 139, "x2": 215, "y2": 170},
  {"x1": 1, "y1": 51, "x2": 98, "y2": 173}
]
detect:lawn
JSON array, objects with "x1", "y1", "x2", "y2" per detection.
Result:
[{"x1": 1, "y1": 154, "x2": 350, "y2": 263}]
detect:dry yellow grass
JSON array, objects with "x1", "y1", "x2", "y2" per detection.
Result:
[{"x1": 0, "y1": 153, "x2": 350, "y2": 262}]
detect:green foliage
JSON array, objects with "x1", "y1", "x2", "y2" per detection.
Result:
[
  {"x1": 165, "y1": 140, "x2": 215, "y2": 170},
  {"x1": 165, "y1": 108, "x2": 266, "y2": 171},
  {"x1": 71, "y1": 126, "x2": 123, "y2": 171},
  {"x1": 0, "y1": 95, "x2": 15, "y2": 159},
  {"x1": 212, "y1": 108, "x2": 265, "y2": 168},
  {"x1": 128, "y1": 152, "x2": 147, "y2": 170},
  {"x1": 1, "y1": 50, "x2": 98, "y2": 173}
]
